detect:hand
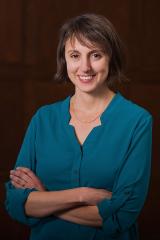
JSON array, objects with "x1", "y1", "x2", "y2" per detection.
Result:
[
  {"x1": 79, "y1": 187, "x2": 112, "y2": 205},
  {"x1": 10, "y1": 167, "x2": 46, "y2": 191}
]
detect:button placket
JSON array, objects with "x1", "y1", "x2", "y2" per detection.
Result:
[{"x1": 71, "y1": 149, "x2": 83, "y2": 188}]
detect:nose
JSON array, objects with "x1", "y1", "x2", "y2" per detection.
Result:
[{"x1": 80, "y1": 57, "x2": 92, "y2": 73}]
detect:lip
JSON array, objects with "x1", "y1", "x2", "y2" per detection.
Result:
[{"x1": 78, "y1": 74, "x2": 96, "y2": 83}]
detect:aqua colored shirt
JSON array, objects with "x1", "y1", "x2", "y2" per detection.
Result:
[{"x1": 5, "y1": 93, "x2": 152, "y2": 240}]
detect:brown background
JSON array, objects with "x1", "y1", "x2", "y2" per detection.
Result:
[{"x1": 0, "y1": 0, "x2": 159, "y2": 239}]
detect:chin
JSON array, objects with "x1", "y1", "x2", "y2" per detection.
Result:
[{"x1": 77, "y1": 85, "x2": 100, "y2": 94}]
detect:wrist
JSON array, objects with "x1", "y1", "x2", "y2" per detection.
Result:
[
  {"x1": 63, "y1": 188, "x2": 85, "y2": 205},
  {"x1": 78, "y1": 187, "x2": 87, "y2": 204}
]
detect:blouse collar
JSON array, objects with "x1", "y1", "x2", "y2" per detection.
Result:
[{"x1": 61, "y1": 92, "x2": 123, "y2": 126}]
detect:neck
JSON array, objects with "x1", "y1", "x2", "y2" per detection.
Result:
[{"x1": 72, "y1": 87, "x2": 115, "y2": 113}]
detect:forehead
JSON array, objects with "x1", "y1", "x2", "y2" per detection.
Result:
[{"x1": 65, "y1": 37, "x2": 103, "y2": 52}]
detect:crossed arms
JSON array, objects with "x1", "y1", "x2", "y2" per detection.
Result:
[{"x1": 10, "y1": 167, "x2": 112, "y2": 227}]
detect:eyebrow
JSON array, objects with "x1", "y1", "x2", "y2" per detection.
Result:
[
  {"x1": 67, "y1": 50, "x2": 79, "y2": 54},
  {"x1": 67, "y1": 49, "x2": 104, "y2": 54}
]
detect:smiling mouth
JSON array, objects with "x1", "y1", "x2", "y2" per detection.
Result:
[{"x1": 78, "y1": 75, "x2": 96, "y2": 82}]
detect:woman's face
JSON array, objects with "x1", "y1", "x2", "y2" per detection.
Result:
[{"x1": 65, "y1": 37, "x2": 110, "y2": 94}]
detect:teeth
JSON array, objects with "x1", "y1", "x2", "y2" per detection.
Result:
[{"x1": 79, "y1": 75, "x2": 94, "y2": 80}]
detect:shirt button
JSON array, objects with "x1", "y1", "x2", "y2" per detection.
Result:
[{"x1": 124, "y1": 191, "x2": 130, "y2": 195}]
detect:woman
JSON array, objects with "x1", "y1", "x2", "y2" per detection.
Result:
[{"x1": 5, "y1": 14, "x2": 152, "y2": 240}]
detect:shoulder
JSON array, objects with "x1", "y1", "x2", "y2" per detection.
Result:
[
  {"x1": 31, "y1": 96, "x2": 70, "y2": 123},
  {"x1": 37, "y1": 99, "x2": 63, "y2": 115},
  {"x1": 117, "y1": 93, "x2": 152, "y2": 122},
  {"x1": 114, "y1": 93, "x2": 153, "y2": 145}
]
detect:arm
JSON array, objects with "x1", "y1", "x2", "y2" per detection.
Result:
[
  {"x1": 38, "y1": 113, "x2": 152, "y2": 230},
  {"x1": 5, "y1": 114, "x2": 40, "y2": 226},
  {"x1": 55, "y1": 205, "x2": 102, "y2": 227},
  {"x1": 10, "y1": 168, "x2": 85, "y2": 218},
  {"x1": 6, "y1": 109, "x2": 112, "y2": 226},
  {"x1": 10, "y1": 167, "x2": 112, "y2": 225},
  {"x1": 25, "y1": 188, "x2": 82, "y2": 217},
  {"x1": 25, "y1": 187, "x2": 111, "y2": 218},
  {"x1": 96, "y1": 114, "x2": 152, "y2": 237}
]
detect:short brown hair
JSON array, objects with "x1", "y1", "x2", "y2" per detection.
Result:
[{"x1": 55, "y1": 13, "x2": 127, "y2": 89}]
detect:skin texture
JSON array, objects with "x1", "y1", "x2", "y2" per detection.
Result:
[
  {"x1": 64, "y1": 37, "x2": 115, "y2": 115},
  {"x1": 10, "y1": 167, "x2": 45, "y2": 191},
  {"x1": 65, "y1": 37, "x2": 110, "y2": 95}
]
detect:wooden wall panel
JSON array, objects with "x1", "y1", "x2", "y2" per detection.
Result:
[
  {"x1": 22, "y1": 79, "x2": 74, "y2": 124},
  {"x1": 0, "y1": 0, "x2": 23, "y2": 62},
  {"x1": 24, "y1": 0, "x2": 59, "y2": 66},
  {"x1": 128, "y1": 0, "x2": 160, "y2": 81},
  {"x1": 141, "y1": 0, "x2": 160, "y2": 68},
  {"x1": 23, "y1": 0, "x2": 131, "y2": 67},
  {"x1": 0, "y1": 79, "x2": 24, "y2": 171}
]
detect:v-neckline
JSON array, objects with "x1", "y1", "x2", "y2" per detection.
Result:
[
  {"x1": 69, "y1": 119, "x2": 102, "y2": 146},
  {"x1": 62, "y1": 92, "x2": 121, "y2": 148}
]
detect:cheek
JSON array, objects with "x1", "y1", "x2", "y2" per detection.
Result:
[
  {"x1": 100, "y1": 59, "x2": 109, "y2": 75},
  {"x1": 93, "y1": 62, "x2": 109, "y2": 76},
  {"x1": 66, "y1": 62, "x2": 78, "y2": 75}
]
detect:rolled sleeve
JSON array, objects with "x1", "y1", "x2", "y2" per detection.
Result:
[
  {"x1": 5, "y1": 111, "x2": 41, "y2": 226},
  {"x1": 97, "y1": 114, "x2": 152, "y2": 237},
  {"x1": 5, "y1": 182, "x2": 40, "y2": 226}
]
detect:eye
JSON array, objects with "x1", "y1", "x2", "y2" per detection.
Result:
[
  {"x1": 70, "y1": 53, "x2": 80, "y2": 60},
  {"x1": 91, "y1": 52, "x2": 102, "y2": 60}
]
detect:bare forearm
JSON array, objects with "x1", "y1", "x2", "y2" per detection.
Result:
[
  {"x1": 55, "y1": 205, "x2": 102, "y2": 227},
  {"x1": 25, "y1": 189, "x2": 81, "y2": 217},
  {"x1": 11, "y1": 168, "x2": 112, "y2": 219},
  {"x1": 25, "y1": 186, "x2": 111, "y2": 218}
]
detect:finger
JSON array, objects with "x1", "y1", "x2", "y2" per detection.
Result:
[
  {"x1": 16, "y1": 167, "x2": 35, "y2": 177},
  {"x1": 11, "y1": 175, "x2": 35, "y2": 188},
  {"x1": 16, "y1": 168, "x2": 44, "y2": 189},
  {"x1": 10, "y1": 176, "x2": 26, "y2": 188},
  {"x1": 10, "y1": 171, "x2": 34, "y2": 187},
  {"x1": 16, "y1": 167, "x2": 39, "y2": 183},
  {"x1": 11, "y1": 176, "x2": 35, "y2": 189},
  {"x1": 13, "y1": 168, "x2": 45, "y2": 191},
  {"x1": 11, "y1": 180, "x2": 25, "y2": 189},
  {"x1": 10, "y1": 170, "x2": 31, "y2": 184}
]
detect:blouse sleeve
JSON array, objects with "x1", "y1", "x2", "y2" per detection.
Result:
[
  {"x1": 97, "y1": 113, "x2": 152, "y2": 238},
  {"x1": 5, "y1": 112, "x2": 41, "y2": 226}
]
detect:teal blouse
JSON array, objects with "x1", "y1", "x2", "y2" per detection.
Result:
[{"x1": 5, "y1": 93, "x2": 152, "y2": 240}]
